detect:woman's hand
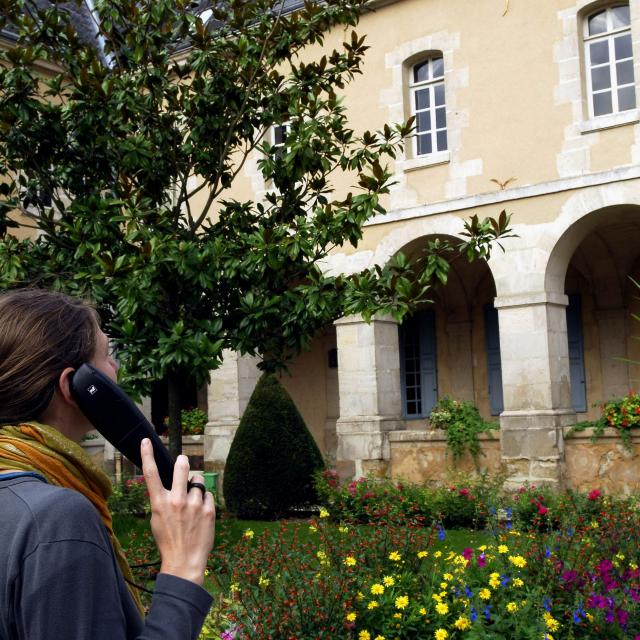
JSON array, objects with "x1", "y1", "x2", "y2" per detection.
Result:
[{"x1": 140, "y1": 438, "x2": 215, "y2": 586}]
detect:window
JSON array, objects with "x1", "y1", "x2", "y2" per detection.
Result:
[
  {"x1": 399, "y1": 310, "x2": 438, "y2": 418},
  {"x1": 409, "y1": 56, "x2": 448, "y2": 157},
  {"x1": 584, "y1": 4, "x2": 636, "y2": 117},
  {"x1": 271, "y1": 122, "x2": 289, "y2": 159}
]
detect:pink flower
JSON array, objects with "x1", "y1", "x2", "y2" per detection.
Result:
[
  {"x1": 588, "y1": 489, "x2": 601, "y2": 501},
  {"x1": 538, "y1": 505, "x2": 548, "y2": 516}
]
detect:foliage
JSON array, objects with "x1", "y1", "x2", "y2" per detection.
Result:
[
  {"x1": 429, "y1": 397, "x2": 499, "y2": 461},
  {"x1": 314, "y1": 470, "x2": 505, "y2": 529},
  {"x1": 163, "y1": 407, "x2": 208, "y2": 436},
  {"x1": 201, "y1": 488, "x2": 640, "y2": 639},
  {"x1": 0, "y1": 0, "x2": 513, "y2": 457},
  {"x1": 223, "y1": 374, "x2": 324, "y2": 519},
  {"x1": 567, "y1": 392, "x2": 640, "y2": 451},
  {"x1": 108, "y1": 476, "x2": 150, "y2": 517}
]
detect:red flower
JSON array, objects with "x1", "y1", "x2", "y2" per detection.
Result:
[
  {"x1": 538, "y1": 505, "x2": 548, "y2": 516},
  {"x1": 588, "y1": 489, "x2": 601, "y2": 501}
]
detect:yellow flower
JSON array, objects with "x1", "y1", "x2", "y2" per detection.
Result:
[
  {"x1": 346, "y1": 612, "x2": 357, "y2": 622},
  {"x1": 258, "y1": 576, "x2": 270, "y2": 588},
  {"x1": 498, "y1": 545, "x2": 508, "y2": 554},
  {"x1": 395, "y1": 595, "x2": 409, "y2": 610},
  {"x1": 418, "y1": 550, "x2": 428, "y2": 559},
  {"x1": 359, "y1": 631, "x2": 370, "y2": 640},
  {"x1": 479, "y1": 588, "x2": 491, "y2": 600},
  {"x1": 389, "y1": 551, "x2": 402, "y2": 562},
  {"x1": 419, "y1": 607, "x2": 427, "y2": 615},
  {"x1": 440, "y1": 582, "x2": 448, "y2": 590},
  {"x1": 229, "y1": 582, "x2": 240, "y2": 593},
  {"x1": 434, "y1": 629, "x2": 448, "y2": 640},
  {"x1": 506, "y1": 601, "x2": 518, "y2": 613},
  {"x1": 339, "y1": 525, "x2": 349, "y2": 534},
  {"x1": 243, "y1": 528, "x2": 254, "y2": 539},
  {"x1": 393, "y1": 613, "x2": 402, "y2": 619},
  {"x1": 435, "y1": 602, "x2": 449, "y2": 615},
  {"x1": 478, "y1": 545, "x2": 487, "y2": 551},
  {"x1": 454, "y1": 616, "x2": 471, "y2": 630},
  {"x1": 489, "y1": 576, "x2": 500, "y2": 589},
  {"x1": 434, "y1": 551, "x2": 442, "y2": 558},
  {"x1": 432, "y1": 593, "x2": 442, "y2": 602},
  {"x1": 544, "y1": 613, "x2": 560, "y2": 631},
  {"x1": 357, "y1": 592, "x2": 364, "y2": 601},
  {"x1": 374, "y1": 636, "x2": 385, "y2": 640},
  {"x1": 371, "y1": 583, "x2": 385, "y2": 595},
  {"x1": 317, "y1": 550, "x2": 327, "y2": 560},
  {"x1": 367, "y1": 601, "x2": 379, "y2": 610},
  {"x1": 590, "y1": 520, "x2": 599, "y2": 529},
  {"x1": 344, "y1": 556, "x2": 357, "y2": 567},
  {"x1": 442, "y1": 573, "x2": 453, "y2": 581},
  {"x1": 383, "y1": 576, "x2": 395, "y2": 587},
  {"x1": 509, "y1": 555, "x2": 527, "y2": 568},
  {"x1": 319, "y1": 507, "x2": 330, "y2": 518},
  {"x1": 513, "y1": 578, "x2": 524, "y2": 587}
]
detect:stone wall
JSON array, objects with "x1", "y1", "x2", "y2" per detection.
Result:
[
  {"x1": 564, "y1": 428, "x2": 640, "y2": 494},
  {"x1": 388, "y1": 429, "x2": 502, "y2": 484}
]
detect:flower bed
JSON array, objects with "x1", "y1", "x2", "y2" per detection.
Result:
[{"x1": 199, "y1": 478, "x2": 640, "y2": 639}]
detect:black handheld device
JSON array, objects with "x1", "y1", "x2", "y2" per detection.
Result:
[{"x1": 70, "y1": 363, "x2": 177, "y2": 490}]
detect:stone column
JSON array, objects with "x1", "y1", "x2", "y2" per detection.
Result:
[
  {"x1": 204, "y1": 350, "x2": 261, "y2": 480},
  {"x1": 494, "y1": 292, "x2": 575, "y2": 489},
  {"x1": 334, "y1": 314, "x2": 403, "y2": 479}
]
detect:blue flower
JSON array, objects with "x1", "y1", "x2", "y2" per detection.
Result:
[
  {"x1": 483, "y1": 605, "x2": 491, "y2": 621},
  {"x1": 543, "y1": 597, "x2": 551, "y2": 612},
  {"x1": 470, "y1": 606, "x2": 478, "y2": 622},
  {"x1": 545, "y1": 545, "x2": 551, "y2": 559},
  {"x1": 501, "y1": 574, "x2": 510, "y2": 587},
  {"x1": 438, "y1": 525, "x2": 446, "y2": 541},
  {"x1": 465, "y1": 586, "x2": 473, "y2": 598}
]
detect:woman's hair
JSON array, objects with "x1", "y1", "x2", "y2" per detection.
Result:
[{"x1": 0, "y1": 289, "x2": 99, "y2": 424}]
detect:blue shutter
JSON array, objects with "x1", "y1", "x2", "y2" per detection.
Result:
[
  {"x1": 484, "y1": 304, "x2": 504, "y2": 416},
  {"x1": 399, "y1": 310, "x2": 438, "y2": 417},
  {"x1": 566, "y1": 294, "x2": 587, "y2": 412}
]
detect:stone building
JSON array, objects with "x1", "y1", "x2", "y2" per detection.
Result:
[{"x1": 205, "y1": 0, "x2": 640, "y2": 492}]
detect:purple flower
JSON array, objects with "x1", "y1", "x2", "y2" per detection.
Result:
[{"x1": 477, "y1": 553, "x2": 487, "y2": 568}]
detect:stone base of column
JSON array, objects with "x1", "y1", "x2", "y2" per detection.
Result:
[
  {"x1": 500, "y1": 410, "x2": 575, "y2": 490},
  {"x1": 336, "y1": 417, "x2": 403, "y2": 479},
  {"x1": 203, "y1": 421, "x2": 240, "y2": 492}
]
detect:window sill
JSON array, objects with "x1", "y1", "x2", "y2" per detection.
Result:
[
  {"x1": 398, "y1": 150, "x2": 450, "y2": 173},
  {"x1": 579, "y1": 109, "x2": 640, "y2": 134}
]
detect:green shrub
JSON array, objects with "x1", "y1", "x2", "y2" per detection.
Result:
[
  {"x1": 108, "y1": 476, "x2": 150, "y2": 516},
  {"x1": 429, "y1": 396, "x2": 498, "y2": 461},
  {"x1": 223, "y1": 373, "x2": 324, "y2": 519},
  {"x1": 162, "y1": 407, "x2": 208, "y2": 435}
]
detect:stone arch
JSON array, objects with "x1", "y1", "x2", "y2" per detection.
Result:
[{"x1": 393, "y1": 233, "x2": 500, "y2": 419}]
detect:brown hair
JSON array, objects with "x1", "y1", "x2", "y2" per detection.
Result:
[{"x1": 0, "y1": 289, "x2": 99, "y2": 424}]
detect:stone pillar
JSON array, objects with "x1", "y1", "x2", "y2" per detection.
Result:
[
  {"x1": 596, "y1": 309, "x2": 630, "y2": 399},
  {"x1": 334, "y1": 314, "x2": 403, "y2": 479},
  {"x1": 204, "y1": 350, "x2": 261, "y2": 481},
  {"x1": 494, "y1": 292, "x2": 575, "y2": 489}
]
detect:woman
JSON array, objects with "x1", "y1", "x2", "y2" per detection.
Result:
[{"x1": 0, "y1": 289, "x2": 215, "y2": 639}]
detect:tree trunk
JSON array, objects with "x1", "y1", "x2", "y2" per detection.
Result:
[{"x1": 167, "y1": 371, "x2": 183, "y2": 461}]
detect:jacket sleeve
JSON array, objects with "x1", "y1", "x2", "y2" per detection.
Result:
[{"x1": 15, "y1": 493, "x2": 212, "y2": 640}]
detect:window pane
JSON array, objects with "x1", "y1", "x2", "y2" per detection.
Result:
[
  {"x1": 416, "y1": 111, "x2": 431, "y2": 133},
  {"x1": 615, "y1": 33, "x2": 633, "y2": 60},
  {"x1": 593, "y1": 90, "x2": 613, "y2": 115},
  {"x1": 618, "y1": 85, "x2": 636, "y2": 110},
  {"x1": 436, "y1": 130, "x2": 448, "y2": 152},
  {"x1": 414, "y1": 88, "x2": 429, "y2": 110},
  {"x1": 611, "y1": 5, "x2": 631, "y2": 29},
  {"x1": 431, "y1": 57, "x2": 444, "y2": 79},
  {"x1": 417, "y1": 133, "x2": 432, "y2": 155},
  {"x1": 588, "y1": 10, "x2": 607, "y2": 36},
  {"x1": 274, "y1": 125, "x2": 287, "y2": 146},
  {"x1": 616, "y1": 59, "x2": 635, "y2": 85},
  {"x1": 590, "y1": 40, "x2": 610, "y2": 65},
  {"x1": 413, "y1": 61, "x2": 428, "y2": 83},
  {"x1": 434, "y1": 83, "x2": 446, "y2": 106},
  {"x1": 435, "y1": 107, "x2": 447, "y2": 128},
  {"x1": 407, "y1": 401, "x2": 418, "y2": 415},
  {"x1": 591, "y1": 65, "x2": 612, "y2": 91},
  {"x1": 406, "y1": 387, "x2": 416, "y2": 401}
]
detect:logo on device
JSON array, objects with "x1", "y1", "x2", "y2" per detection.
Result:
[{"x1": 87, "y1": 385, "x2": 98, "y2": 395}]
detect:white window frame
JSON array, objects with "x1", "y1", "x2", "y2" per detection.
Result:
[
  {"x1": 409, "y1": 56, "x2": 448, "y2": 158},
  {"x1": 584, "y1": 4, "x2": 636, "y2": 118}
]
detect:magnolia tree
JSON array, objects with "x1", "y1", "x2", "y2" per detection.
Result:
[{"x1": 0, "y1": 0, "x2": 511, "y2": 456}]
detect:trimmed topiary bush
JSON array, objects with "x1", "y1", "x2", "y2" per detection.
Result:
[{"x1": 223, "y1": 373, "x2": 325, "y2": 519}]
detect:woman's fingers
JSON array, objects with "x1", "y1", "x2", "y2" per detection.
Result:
[
  {"x1": 140, "y1": 438, "x2": 164, "y2": 498},
  {"x1": 170, "y1": 453, "x2": 190, "y2": 498}
]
